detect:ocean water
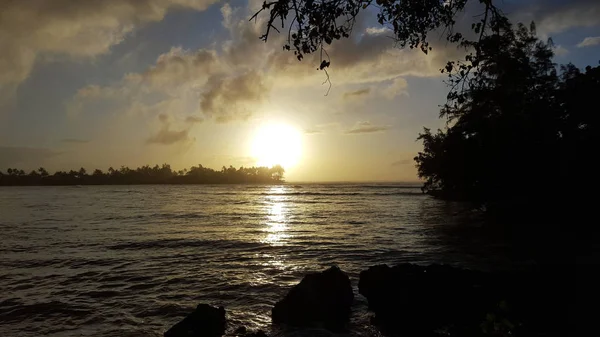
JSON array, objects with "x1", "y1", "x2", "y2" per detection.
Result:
[{"x1": 0, "y1": 184, "x2": 510, "y2": 336}]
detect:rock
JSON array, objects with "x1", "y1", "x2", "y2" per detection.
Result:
[
  {"x1": 164, "y1": 303, "x2": 226, "y2": 337},
  {"x1": 358, "y1": 264, "x2": 495, "y2": 335},
  {"x1": 359, "y1": 264, "x2": 573, "y2": 336},
  {"x1": 272, "y1": 266, "x2": 353, "y2": 330},
  {"x1": 233, "y1": 326, "x2": 268, "y2": 337},
  {"x1": 233, "y1": 326, "x2": 247, "y2": 335}
]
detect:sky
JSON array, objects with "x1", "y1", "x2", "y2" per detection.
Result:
[{"x1": 0, "y1": 0, "x2": 599, "y2": 182}]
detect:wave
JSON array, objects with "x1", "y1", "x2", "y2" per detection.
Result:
[
  {"x1": 256, "y1": 191, "x2": 423, "y2": 196},
  {"x1": 107, "y1": 238, "x2": 273, "y2": 251},
  {"x1": 104, "y1": 212, "x2": 209, "y2": 221},
  {"x1": 346, "y1": 220, "x2": 368, "y2": 225},
  {"x1": 0, "y1": 300, "x2": 92, "y2": 323},
  {"x1": 353, "y1": 184, "x2": 422, "y2": 189}
]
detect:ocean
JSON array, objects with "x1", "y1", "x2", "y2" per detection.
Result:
[{"x1": 0, "y1": 184, "x2": 511, "y2": 336}]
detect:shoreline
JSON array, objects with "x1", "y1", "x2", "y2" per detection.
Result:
[{"x1": 164, "y1": 264, "x2": 577, "y2": 337}]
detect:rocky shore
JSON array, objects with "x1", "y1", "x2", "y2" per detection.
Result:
[{"x1": 164, "y1": 264, "x2": 574, "y2": 337}]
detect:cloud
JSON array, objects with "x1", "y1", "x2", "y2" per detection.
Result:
[
  {"x1": 185, "y1": 115, "x2": 204, "y2": 124},
  {"x1": 211, "y1": 155, "x2": 258, "y2": 166},
  {"x1": 553, "y1": 45, "x2": 569, "y2": 57},
  {"x1": 200, "y1": 71, "x2": 269, "y2": 123},
  {"x1": 265, "y1": 0, "x2": 600, "y2": 87},
  {"x1": 147, "y1": 128, "x2": 190, "y2": 145},
  {"x1": 146, "y1": 114, "x2": 194, "y2": 145},
  {"x1": 69, "y1": 12, "x2": 271, "y2": 123},
  {"x1": 391, "y1": 159, "x2": 411, "y2": 166},
  {"x1": 0, "y1": 0, "x2": 218, "y2": 99},
  {"x1": 577, "y1": 36, "x2": 600, "y2": 48},
  {"x1": 366, "y1": 27, "x2": 391, "y2": 35},
  {"x1": 133, "y1": 47, "x2": 221, "y2": 90},
  {"x1": 516, "y1": 0, "x2": 600, "y2": 35},
  {"x1": 345, "y1": 121, "x2": 391, "y2": 134},
  {"x1": 264, "y1": 10, "x2": 465, "y2": 87},
  {"x1": 340, "y1": 77, "x2": 407, "y2": 102},
  {"x1": 61, "y1": 138, "x2": 89, "y2": 144},
  {"x1": 158, "y1": 113, "x2": 169, "y2": 123},
  {"x1": 343, "y1": 88, "x2": 371, "y2": 100},
  {"x1": 304, "y1": 123, "x2": 340, "y2": 134},
  {"x1": 68, "y1": 2, "x2": 460, "y2": 124},
  {"x1": 0, "y1": 146, "x2": 63, "y2": 169},
  {"x1": 382, "y1": 77, "x2": 409, "y2": 99}
]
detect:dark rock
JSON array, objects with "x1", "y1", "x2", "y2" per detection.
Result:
[
  {"x1": 233, "y1": 326, "x2": 247, "y2": 335},
  {"x1": 272, "y1": 266, "x2": 353, "y2": 330},
  {"x1": 245, "y1": 330, "x2": 268, "y2": 337},
  {"x1": 232, "y1": 326, "x2": 268, "y2": 337},
  {"x1": 359, "y1": 264, "x2": 498, "y2": 335},
  {"x1": 359, "y1": 264, "x2": 569, "y2": 336},
  {"x1": 164, "y1": 303, "x2": 226, "y2": 337}
]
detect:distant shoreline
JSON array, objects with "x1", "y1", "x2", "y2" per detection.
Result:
[
  {"x1": 0, "y1": 181, "x2": 285, "y2": 187},
  {"x1": 0, "y1": 181, "x2": 423, "y2": 187},
  {"x1": 0, "y1": 164, "x2": 285, "y2": 186}
]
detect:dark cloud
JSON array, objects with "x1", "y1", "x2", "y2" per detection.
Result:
[
  {"x1": 68, "y1": 0, "x2": 600, "y2": 131},
  {"x1": 146, "y1": 114, "x2": 193, "y2": 145},
  {"x1": 522, "y1": 0, "x2": 600, "y2": 35},
  {"x1": 343, "y1": 88, "x2": 371, "y2": 99},
  {"x1": 391, "y1": 159, "x2": 411, "y2": 166},
  {"x1": 185, "y1": 115, "x2": 204, "y2": 124},
  {"x1": 0, "y1": 146, "x2": 62, "y2": 169},
  {"x1": 200, "y1": 71, "x2": 268, "y2": 123},
  {"x1": 345, "y1": 121, "x2": 391, "y2": 134},
  {"x1": 0, "y1": 0, "x2": 218, "y2": 97},
  {"x1": 70, "y1": 35, "x2": 269, "y2": 123},
  {"x1": 266, "y1": 18, "x2": 449, "y2": 83},
  {"x1": 61, "y1": 138, "x2": 89, "y2": 144},
  {"x1": 158, "y1": 113, "x2": 169, "y2": 123},
  {"x1": 139, "y1": 48, "x2": 220, "y2": 87},
  {"x1": 146, "y1": 128, "x2": 190, "y2": 145}
]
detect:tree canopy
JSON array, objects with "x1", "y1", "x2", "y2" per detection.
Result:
[
  {"x1": 253, "y1": 0, "x2": 501, "y2": 68},
  {"x1": 414, "y1": 19, "x2": 599, "y2": 217},
  {"x1": 0, "y1": 164, "x2": 285, "y2": 186}
]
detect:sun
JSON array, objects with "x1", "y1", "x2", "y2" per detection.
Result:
[{"x1": 252, "y1": 122, "x2": 302, "y2": 168}]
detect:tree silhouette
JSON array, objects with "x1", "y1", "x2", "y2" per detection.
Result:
[
  {"x1": 0, "y1": 164, "x2": 286, "y2": 186},
  {"x1": 414, "y1": 19, "x2": 599, "y2": 221},
  {"x1": 38, "y1": 167, "x2": 49, "y2": 177},
  {"x1": 252, "y1": 0, "x2": 502, "y2": 69}
]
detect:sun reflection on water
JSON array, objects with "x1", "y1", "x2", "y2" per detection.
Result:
[{"x1": 262, "y1": 187, "x2": 290, "y2": 246}]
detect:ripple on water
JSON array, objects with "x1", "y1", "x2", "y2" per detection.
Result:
[{"x1": 0, "y1": 184, "x2": 509, "y2": 336}]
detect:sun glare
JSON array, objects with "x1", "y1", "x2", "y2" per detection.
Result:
[{"x1": 252, "y1": 123, "x2": 302, "y2": 168}]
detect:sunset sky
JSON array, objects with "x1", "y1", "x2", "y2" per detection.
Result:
[{"x1": 1, "y1": 0, "x2": 599, "y2": 182}]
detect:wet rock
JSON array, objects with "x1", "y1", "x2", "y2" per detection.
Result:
[
  {"x1": 272, "y1": 266, "x2": 353, "y2": 330},
  {"x1": 164, "y1": 303, "x2": 226, "y2": 337},
  {"x1": 233, "y1": 326, "x2": 268, "y2": 337},
  {"x1": 233, "y1": 326, "x2": 247, "y2": 335},
  {"x1": 358, "y1": 264, "x2": 572, "y2": 336},
  {"x1": 359, "y1": 264, "x2": 495, "y2": 335}
]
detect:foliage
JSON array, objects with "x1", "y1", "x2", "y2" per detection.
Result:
[
  {"x1": 414, "y1": 19, "x2": 599, "y2": 211},
  {"x1": 0, "y1": 164, "x2": 285, "y2": 186},
  {"x1": 252, "y1": 0, "x2": 501, "y2": 67}
]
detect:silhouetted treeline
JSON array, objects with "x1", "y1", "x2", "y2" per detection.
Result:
[
  {"x1": 0, "y1": 164, "x2": 285, "y2": 186},
  {"x1": 415, "y1": 20, "x2": 599, "y2": 223}
]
